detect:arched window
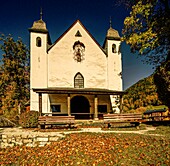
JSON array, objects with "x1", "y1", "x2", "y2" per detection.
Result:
[
  {"x1": 112, "y1": 44, "x2": 116, "y2": 53},
  {"x1": 74, "y1": 73, "x2": 84, "y2": 88},
  {"x1": 36, "y1": 37, "x2": 42, "y2": 47}
]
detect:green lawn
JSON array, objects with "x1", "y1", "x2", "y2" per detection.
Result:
[
  {"x1": 146, "y1": 125, "x2": 170, "y2": 137},
  {"x1": 0, "y1": 126, "x2": 170, "y2": 166},
  {"x1": 146, "y1": 105, "x2": 168, "y2": 110}
]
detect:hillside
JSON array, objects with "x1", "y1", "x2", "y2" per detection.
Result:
[{"x1": 123, "y1": 75, "x2": 163, "y2": 113}]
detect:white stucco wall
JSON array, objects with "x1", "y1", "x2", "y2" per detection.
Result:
[
  {"x1": 30, "y1": 32, "x2": 48, "y2": 111},
  {"x1": 107, "y1": 40, "x2": 122, "y2": 91},
  {"x1": 30, "y1": 33, "x2": 48, "y2": 88},
  {"x1": 30, "y1": 20, "x2": 123, "y2": 113},
  {"x1": 48, "y1": 22, "x2": 107, "y2": 89}
]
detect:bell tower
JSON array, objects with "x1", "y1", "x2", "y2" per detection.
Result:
[
  {"x1": 29, "y1": 10, "x2": 51, "y2": 111},
  {"x1": 103, "y1": 19, "x2": 123, "y2": 113}
]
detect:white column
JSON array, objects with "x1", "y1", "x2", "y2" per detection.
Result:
[
  {"x1": 94, "y1": 95, "x2": 98, "y2": 120},
  {"x1": 67, "y1": 94, "x2": 71, "y2": 116},
  {"x1": 39, "y1": 93, "x2": 42, "y2": 116}
]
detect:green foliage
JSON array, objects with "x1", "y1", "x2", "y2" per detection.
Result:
[
  {"x1": 146, "y1": 105, "x2": 168, "y2": 110},
  {"x1": 0, "y1": 116, "x2": 16, "y2": 127},
  {"x1": 19, "y1": 111, "x2": 39, "y2": 128},
  {"x1": 122, "y1": 0, "x2": 170, "y2": 110},
  {"x1": 154, "y1": 58, "x2": 170, "y2": 108},
  {"x1": 122, "y1": 0, "x2": 170, "y2": 65},
  {"x1": 123, "y1": 75, "x2": 162, "y2": 113},
  {"x1": 0, "y1": 34, "x2": 30, "y2": 120}
]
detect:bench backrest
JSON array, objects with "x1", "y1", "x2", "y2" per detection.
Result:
[
  {"x1": 103, "y1": 113, "x2": 142, "y2": 120},
  {"x1": 38, "y1": 116, "x2": 75, "y2": 123}
]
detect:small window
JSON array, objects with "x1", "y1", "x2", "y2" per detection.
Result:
[
  {"x1": 36, "y1": 37, "x2": 42, "y2": 47},
  {"x1": 112, "y1": 44, "x2": 116, "y2": 53},
  {"x1": 74, "y1": 73, "x2": 84, "y2": 88},
  {"x1": 75, "y1": 30, "x2": 82, "y2": 37},
  {"x1": 51, "y1": 105, "x2": 61, "y2": 112}
]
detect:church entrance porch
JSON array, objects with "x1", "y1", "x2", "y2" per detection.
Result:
[
  {"x1": 71, "y1": 96, "x2": 90, "y2": 119},
  {"x1": 33, "y1": 88, "x2": 124, "y2": 120}
]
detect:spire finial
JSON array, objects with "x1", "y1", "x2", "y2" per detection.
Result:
[
  {"x1": 109, "y1": 16, "x2": 112, "y2": 28},
  {"x1": 40, "y1": 8, "x2": 43, "y2": 20}
]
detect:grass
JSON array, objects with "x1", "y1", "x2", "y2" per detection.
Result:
[
  {"x1": 146, "y1": 105, "x2": 168, "y2": 110},
  {"x1": 102, "y1": 123, "x2": 147, "y2": 131},
  {"x1": 146, "y1": 125, "x2": 170, "y2": 137},
  {"x1": 77, "y1": 121, "x2": 103, "y2": 128},
  {"x1": 0, "y1": 126, "x2": 170, "y2": 166}
]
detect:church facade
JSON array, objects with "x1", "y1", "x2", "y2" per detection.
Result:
[{"x1": 29, "y1": 18, "x2": 124, "y2": 119}]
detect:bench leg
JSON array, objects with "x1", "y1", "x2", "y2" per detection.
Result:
[
  {"x1": 40, "y1": 124, "x2": 45, "y2": 129},
  {"x1": 104, "y1": 123, "x2": 111, "y2": 128},
  {"x1": 134, "y1": 122, "x2": 140, "y2": 127},
  {"x1": 103, "y1": 123, "x2": 107, "y2": 128},
  {"x1": 69, "y1": 124, "x2": 75, "y2": 128},
  {"x1": 68, "y1": 124, "x2": 71, "y2": 128},
  {"x1": 108, "y1": 123, "x2": 111, "y2": 128}
]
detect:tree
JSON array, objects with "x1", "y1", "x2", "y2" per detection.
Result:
[
  {"x1": 122, "y1": 0, "x2": 170, "y2": 110},
  {"x1": 0, "y1": 34, "x2": 30, "y2": 121},
  {"x1": 122, "y1": 0, "x2": 170, "y2": 65},
  {"x1": 154, "y1": 57, "x2": 170, "y2": 109}
]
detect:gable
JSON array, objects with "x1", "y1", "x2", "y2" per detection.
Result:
[
  {"x1": 48, "y1": 20, "x2": 106, "y2": 55},
  {"x1": 47, "y1": 20, "x2": 107, "y2": 88}
]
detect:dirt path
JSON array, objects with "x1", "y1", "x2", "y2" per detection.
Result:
[{"x1": 0, "y1": 126, "x2": 159, "y2": 137}]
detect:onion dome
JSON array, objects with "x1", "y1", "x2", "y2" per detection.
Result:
[
  {"x1": 106, "y1": 17, "x2": 120, "y2": 40},
  {"x1": 107, "y1": 27, "x2": 120, "y2": 38},
  {"x1": 29, "y1": 9, "x2": 48, "y2": 33}
]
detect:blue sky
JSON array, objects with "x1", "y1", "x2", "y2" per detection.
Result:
[{"x1": 0, "y1": 0, "x2": 154, "y2": 90}]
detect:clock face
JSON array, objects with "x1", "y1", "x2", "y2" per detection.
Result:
[{"x1": 73, "y1": 41, "x2": 85, "y2": 62}]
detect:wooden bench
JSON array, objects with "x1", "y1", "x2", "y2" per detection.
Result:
[
  {"x1": 38, "y1": 116, "x2": 75, "y2": 129},
  {"x1": 103, "y1": 113, "x2": 142, "y2": 128}
]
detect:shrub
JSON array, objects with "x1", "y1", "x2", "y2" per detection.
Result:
[
  {"x1": 135, "y1": 107, "x2": 147, "y2": 113},
  {"x1": 0, "y1": 110, "x2": 3, "y2": 115},
  {"x1": 19, "y1": 111, "x2": 39, "y2": 128},
  {"x1": 0, "y1": 116, "x2": 16, "y2": 127}
]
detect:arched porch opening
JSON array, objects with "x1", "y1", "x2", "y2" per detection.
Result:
[{"x1": 71, "y1": 95, "x2": 90, "y2": 119}]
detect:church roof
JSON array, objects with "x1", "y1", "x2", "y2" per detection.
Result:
[
  {"x1": 33, "y1": 87, "x2": 125, "y2": 95},
  {"x1": 29, "y1": 19, "x2": 48, "y2": 33},
  {"x1": 107, "y1": 27, "x2": 120, "y2": 38},
  {"x1": 29, "y1": 16, "x2": 52, "y2": 45},
  {"x1": 102, "y1": 26, "x2": 121, "y2": 49},
  {"x1": 48, "y1": 20, "x2": 106, "y2": 54}
]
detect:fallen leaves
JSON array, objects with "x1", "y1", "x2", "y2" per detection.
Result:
[{"x1": 0, "y1": 133, "x2": 169, "y2": 165}]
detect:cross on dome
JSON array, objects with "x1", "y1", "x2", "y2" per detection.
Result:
[
  {"x1": 107, "y1": 17, "x2": 120, "y2": 38},
  {"x1": 40, "y1": 8, "x2": 43, "y2": 20}
]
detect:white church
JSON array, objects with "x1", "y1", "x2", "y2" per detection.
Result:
[{"x1": 29, "y1": 16, "x2": 124, "y2": 119}]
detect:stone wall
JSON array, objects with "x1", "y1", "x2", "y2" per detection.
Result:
[{"x1": 0, "y1": 133, "x2": 65, "y2": 148}]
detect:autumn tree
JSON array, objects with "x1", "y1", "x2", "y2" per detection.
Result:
[
  {"x1": 0, "y1": 34, "x2": 30, "y2": 121},
  {"x1": 123, "y1": 75, "x2": 162, "y2": 112},
  {"x1": 122, "y1": 0, "x2": 170, "y2": 110}
]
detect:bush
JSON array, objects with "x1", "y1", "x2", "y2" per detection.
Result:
[
  {"x1": 0, "y1": 116, "x2": 16, "y2": 127},
  {"x1": 0, "y1": 110, "x2": 3, "y2": 115},
  {"x1": 19, "y1": 111, "x2": 39, "y2": 128},
  {"x1": 135, "y1": 107, "x2": 147, "y2": 113}
]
